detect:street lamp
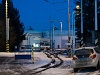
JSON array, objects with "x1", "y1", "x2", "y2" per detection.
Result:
[
  {"x1": 71, "y1": 2, "x2": 81, "y2": 50},
  {"x1": 72, "y1": 4, "x2": 80, "y2": 49},
  {"x1": 74, "y1": 1, "x2": 83, "y2": 47}
]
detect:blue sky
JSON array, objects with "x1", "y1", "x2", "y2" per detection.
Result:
[{"x1": 12, "y1": 0, "x2": 75, "y2": 31}]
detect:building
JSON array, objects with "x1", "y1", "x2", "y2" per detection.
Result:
[
  {"x1": 21, "y1": 29, "x2": 76, "y2": 50},
  {"x1": 21, "y1": 30, "x2": 50, "y2": 50},
  {"x1": 53, "y1": 30, "x2": 74, "y2": 50}
]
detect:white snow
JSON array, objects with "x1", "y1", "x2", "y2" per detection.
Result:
[{"x1": 0, "y1": 52, "x2": 99, "y2": 75}]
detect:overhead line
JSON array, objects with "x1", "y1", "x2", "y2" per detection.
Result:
[{"x1": 44, "y1": 0, "x2": 74, "y2": 23}]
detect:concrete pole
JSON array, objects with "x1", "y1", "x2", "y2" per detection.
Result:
[
  {"x1": 95, "y1": 0, "x2": 98, "y2": 46},
  {"x1": 60, "y1": 22, "x2": 62, "y2": 50},
  {"x1": 95, "y1": 0, "x2": 97, "y2": 31},
  {"x1": 73, "y1": 14, "x2": 75, "y2": 49},
  {"x1": 68, "y1": 0, "x2": 71, "y2": 57},
  {"x1": 68, "y1": 0, "x2": 70, "y2": 41},
  {"x1": 71, "y1": 12, "x2": 75, "y2": 57},
  {"x1": 52, "y1": 24, "x2": 54, "y2": 51},
  {"x1": 6, "y1": 0, "x2": 9, "y2": 52},
  {"x1": 6, "y1": 0, "x2": 8, "y2": 42},
  {"x1": 72, "y1": 12, "x2": 74, "y2": 49},
  {"x1": 81, "y1": 0, "x2": 84, "y2": 47},
  {"x1": 7, "y1": 18, "x2": 9, "y2": 40}
]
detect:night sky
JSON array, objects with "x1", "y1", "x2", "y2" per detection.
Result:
[{"x1": 3, "y1": 0, "x2": 75, "y2": 31}]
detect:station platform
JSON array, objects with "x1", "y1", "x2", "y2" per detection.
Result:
[{"x1": 0, "y1": 52, "x2": 52, "y2": 69}]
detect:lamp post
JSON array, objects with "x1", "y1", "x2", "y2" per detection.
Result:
[
  {"x1": 72, "y1": 2, "x2": 81, "y2": 49},
  {"x1": 75, "y1": 1, "x2": 83, "y2": 47}
]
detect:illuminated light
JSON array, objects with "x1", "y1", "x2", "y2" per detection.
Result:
[
  {"x1": 33, "y1": 43, "x2": 39, "y2": 47},
  {"x1": 76, "y1": 5, "x2": 80, "y2": 9}
]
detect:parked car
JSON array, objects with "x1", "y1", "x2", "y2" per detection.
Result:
[{"x1": 72, "y1": 46, "x2": 100, "y2": 72}]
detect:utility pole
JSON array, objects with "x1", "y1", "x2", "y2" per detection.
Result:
[
  {"x1": 72, "y1": 11, "x2": 75, "y2": 49},
  {"x1": 49, "y1": 19, "x2": 62, "y2": 51},
  {"x1": 52, "y1": 24, "x2": 54, "y2": 51},
  {"x1": 81, "y1": 0, "x2": 84, "y2": 47},
  {"x1": 6, "y1": 0, "x2": 9, "y2": 52},
  {"x1": 68, "y1": 0, "x2": 71, "y2": 57},
  {"x1": 95, "y1": 0, "x2": 98, "y2": 46},
  {"x1": 60, "y1": 22, "x2": 62, "y2": 50},
  {"x1": 68, "y1": 0, "x2": 70, "y2": 40},
  {"x1": 49, "y1": 19, "x2": 54, "y2": 51}
]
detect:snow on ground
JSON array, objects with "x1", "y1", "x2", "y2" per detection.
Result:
[
  {"x1": 0, "y1": 52, "x2": 99, "y2": 75},
  {"x1": 0, "y1": 52, "x2": 51, "y2": 75},
  {"x1": 23, "y1": 52, "x2": 52, "y2": 69},
  {"x1": 0, "y1": 52, "x2": 73, "y2": 75}
]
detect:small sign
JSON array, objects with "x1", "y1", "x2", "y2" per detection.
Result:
[{"x1": 15, "y1": 55, "x2": 31, "y2": 59}]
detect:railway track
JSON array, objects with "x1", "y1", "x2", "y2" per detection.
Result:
[{"x1": 21, "y1": 51, "x2": 63, "y2": 75}]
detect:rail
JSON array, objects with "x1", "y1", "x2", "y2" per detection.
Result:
[{"x1": 21, "y1": 51, "x2": 63, "y2": 75}]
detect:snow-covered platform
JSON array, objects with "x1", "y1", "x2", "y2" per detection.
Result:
[{"x1": 0, "y1": 52, "x2": 73, "y2": 75}]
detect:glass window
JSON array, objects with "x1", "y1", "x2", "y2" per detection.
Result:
[{"x1": 75, "y1": 49, "x2": 93, "y2": 55}]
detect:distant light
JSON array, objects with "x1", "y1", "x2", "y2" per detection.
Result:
[
  {"x1": 76, "y1": 5, "x2": 80, "y2": 9},
  {"x1": 33, "y1": 43, "x2": 39, "y2": 47}
]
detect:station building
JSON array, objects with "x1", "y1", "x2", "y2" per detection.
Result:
[{"x1": 21, "y1": 29, "x2": 77, "y2": 50}]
